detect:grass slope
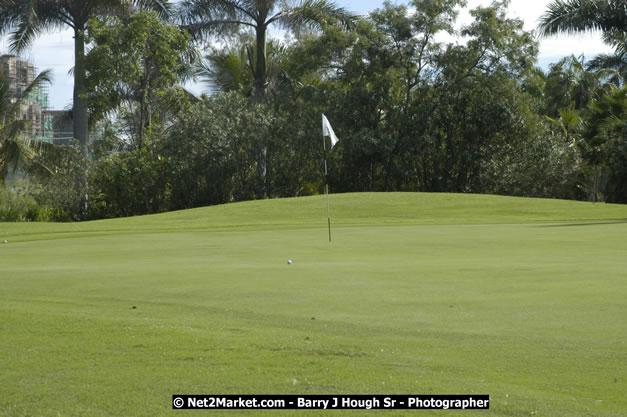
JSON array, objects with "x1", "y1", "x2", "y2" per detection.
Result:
[{"x1": 1, "y1": 193, "x2": 626, "y2": 416}]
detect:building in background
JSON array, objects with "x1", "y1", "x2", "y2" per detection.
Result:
[
  {"x1": 2, "y1": 54, "x2": 105, "y2": 147},
  {"x1": 42, "y1": 110, "x2": 73, "y2": 145},
  {"x1": 0, "y1": 54, "x2": 53, "y2": 143}
]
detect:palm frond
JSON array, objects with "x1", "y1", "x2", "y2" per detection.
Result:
[
  {"x1": 9, "y1": 20, "x2": 41, "y2": 52},
  {"x1": 178, "y1": 0, "x2": 257, "y2": 25},
  {"x1": 178, "y1": 0, "x2": 261, "y2": 41},
  {"x1": 184, "y1": 19, "x2": 256, "y2": 41},
  {"x1": 586, "y1": 53, "x2": 627, "y2": 86},
  {"x1": 198, "y1": 46, "x2": 254, "y2": 94},
  {"x1": 2, "y1": 119, "x2": 28, "y2": 141},
  {"x1": 0, "y1": 0, "x2": 71, "y2": 52},
  {"x1": 603, "y1": 30, "x2": 627, "y2": 56},
  {"x1": 0, "y1": 138, "x2": 21, "y2": 181},
  {"x1": 539, "y1": 0, "x2": 627, "y2": 38},
  {"x1": 586, "y1": 53, "x2": 627, "y2": 71},
  {"x1": 584, "y1": 86, "x2": 627, "y2": 143},
  {"x1": 197, "y1": 37, "x2": 289, "y2": 95},
  {"x1": 134, "y1": 0, "x2": 174, "y2": 20},
  {"x1": 268, "y1": 0, "x2": 356, "y2": 31},
  {"x1": 0, "y1": 133, "x2": 56, "y2": 181},
  {"x1": 0, "y1": 0, "x2": 24, "y2": 35}
]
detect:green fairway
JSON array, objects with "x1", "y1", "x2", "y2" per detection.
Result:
[{"x1": 1, "y1": 193, "x2": 626, "y2": 416}]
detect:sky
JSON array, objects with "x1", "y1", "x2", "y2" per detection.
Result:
[{"x1": 0, "y1": 0, "x2": 614, "y2": 110}]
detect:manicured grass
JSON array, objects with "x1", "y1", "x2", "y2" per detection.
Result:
[{"x1": 1, "y1": 193, "x2": 626, "y2": 416}]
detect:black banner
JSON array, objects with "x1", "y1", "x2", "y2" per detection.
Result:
[{"x1": 172, "y1": 395, "x2": 489, "y2": 410}]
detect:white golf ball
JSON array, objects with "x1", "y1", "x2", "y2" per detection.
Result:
[
  {"x1": 3, "y1": 240, "x2": 6, "y2": 244},
  {"x1": 287, "y1": 260, "x2": 292, "y2": 264}
]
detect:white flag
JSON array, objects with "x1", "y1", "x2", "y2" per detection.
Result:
[{"x1": 322, "y1": 114, "x2": 339, "y2": 148}]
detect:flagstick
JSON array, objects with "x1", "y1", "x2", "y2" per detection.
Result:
[
  {"x1": 323, "y1": 133, "x2": 332, "y2": 243},
  {"x1": 326, "y1": 169, "x2": 332, "y2": 243}
]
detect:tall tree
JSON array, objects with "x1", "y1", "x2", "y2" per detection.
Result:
[
  {"x1": 86, "y1": 10, "x2": 195, "y2": 149},
  {"x1": 179, "y1": 0, "x2": 355, "y2": 98},
  {"x1": 0, "y1": 0, "x2": 172, "y2": 155}
]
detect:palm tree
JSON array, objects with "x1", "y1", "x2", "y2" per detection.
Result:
[
  {"x1": 179, "y1": 0, "x2": 355, "y2": 98},
  {"x1": 0, "y1": 0, "x2": 172, "y2": 156},
  {"x1": 544, "y1": 54, "x2": 607, "y2": 116},
  {"x1": 539, "y1": 0, "x2": 627, "y2": 54},
  {"x1": 197, "y1": 37, "x2": 287, "y2": 95},
  {"x1": 581, "y1": 86, "x2": 627, "y2": 201},
  {"x1": 584, "y1": 86, "x2": 627, "y2": 153},
  {"x1": 0, "y1": 68, "x2": 53, "y2": 182},
  {"x1": 587, "y1": 52, "x2": 627, "y2": 86}
]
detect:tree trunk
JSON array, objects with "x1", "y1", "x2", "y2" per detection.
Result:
[
  {"x1": 73, "y1": 26, "x2": 89, "y2": 156},
  {"x1": 254, "y1": 24, "x2": 268, "y2": 98},
  {"x1": 73, "y1": 25, "x2": 90, "y2": 218},
  {"x1": 253, "y1": 24, "x2": 268, "y2": 197},
  {"x1": 138, "y1": 91, "x2": 145, "y2": 149}
]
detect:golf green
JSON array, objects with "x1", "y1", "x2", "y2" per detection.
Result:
[{"x1": 1, "y1": 193, "x2": 626, "y2": 416}]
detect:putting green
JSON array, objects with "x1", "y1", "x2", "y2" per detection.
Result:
[{"x1": 1, "y1": 193, "x2": 626, "y2": 416}]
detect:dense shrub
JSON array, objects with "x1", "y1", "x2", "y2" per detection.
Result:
[
  {"x1": 32, "y1": 142, "x2": 90, "y2": 222},
  {"x1": 0, "y1": 185, "x2": 48, "y2": 222}
]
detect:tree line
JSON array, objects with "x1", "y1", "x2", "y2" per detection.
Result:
[{"x1": 0, "y1": 0, "x2": 625, "y2": 221}]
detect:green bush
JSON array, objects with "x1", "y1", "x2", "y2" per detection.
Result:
[
  {"x1": 32, "y1": 142, "x2": 90, "y2": 222},
  {"x1": 0, "y1": 185, "x2": 48, "y2": 222}
]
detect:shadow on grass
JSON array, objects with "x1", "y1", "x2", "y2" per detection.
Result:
[{"x1": 537, "y1": 220, "x2": 627, "y2": 227}]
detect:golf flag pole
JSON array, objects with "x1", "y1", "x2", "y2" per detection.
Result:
[
  {"x1": 324, "y1": 131, "x2": 331, "y2": 243},
  {"x1": 322, "y1": 114, "x2": 339, "y2": 243}
]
